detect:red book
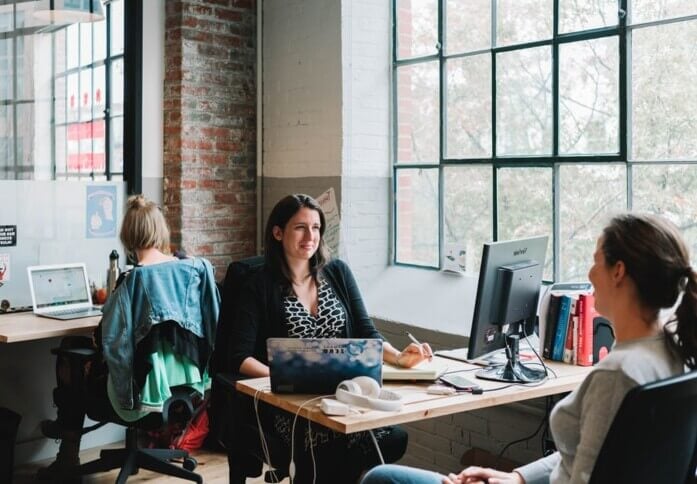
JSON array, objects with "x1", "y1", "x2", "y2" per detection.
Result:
[{"x1": 577, "y1": 294, "x2": 597, "y2": 366}]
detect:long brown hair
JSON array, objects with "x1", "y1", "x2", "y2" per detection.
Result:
[
  {"x1": 602, "y1": 213, "x2": 697, "y2": 369},
  {"x1": 264, "y1": 194, "x2": 330, "y2": 287}
]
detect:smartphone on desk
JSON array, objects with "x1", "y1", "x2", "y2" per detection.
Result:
[{"x1": 439, "y1": 374, "x2": 481, "y2": 391}]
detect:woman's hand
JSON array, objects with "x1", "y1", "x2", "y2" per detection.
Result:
[
  {"x1": 396, "y1": 342, "x2": 433, "y2": 368},
  {"x1": 443, "y1": 467, "x2": 525, "y2": 484}
]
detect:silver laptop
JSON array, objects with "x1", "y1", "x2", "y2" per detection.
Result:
[{"x1": 27, "y1": 263, "x2": 103, "y2": 320}]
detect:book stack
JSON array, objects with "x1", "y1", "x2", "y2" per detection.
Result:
[{"x1": 538, "y1": 283, "x2": 597, "y2": 366}]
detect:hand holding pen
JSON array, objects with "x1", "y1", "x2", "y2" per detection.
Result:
[{"x1": 397, "y1": 332, "x2": 434, "y2": 368}]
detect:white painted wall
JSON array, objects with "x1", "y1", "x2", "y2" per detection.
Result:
[{"x1": 262, "y1": 0, "x2": 343, "y2": 179}]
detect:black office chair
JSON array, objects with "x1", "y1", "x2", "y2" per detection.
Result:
[
  {"x1": 589, "y1": 370, "x2": 697, "y2": 484},
  {"x1": 208, "y1": 256, "x2": 289, "y2": 483},
  {"x1": 50, "y1": 346, "x2": 203, "y2": 484}
]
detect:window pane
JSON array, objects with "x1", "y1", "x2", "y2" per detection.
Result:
[
  {"x1": 445, "y1": 0, "x2": 490, "y2": 54},
  {"x1": 497, "y1": 167, "x2": 553, "y2": 279},
  {"x1": 559, "y1": 164, "x2": 627, "y2": 281},
  {"x1": 496, "y1": 0, "x2": 552, "y2": 47},
  {"x1": 396, "y1": 62, "x2": 439, "y2": 164},
  {"x1": 396, "y1": 0, "x2": 437, "y2": 59},
  {"x1": 0, "y1": 38, "x2": 12, "y2": 101},
  {"x1": 632, "y1": 21, "x2": 697, "y2": 161},
  {"x1": 94, "y1": 16, "x2": 106, "y2": 62},
  {"x1": 110, "y1": 57, "x2": 124, "y2": 117},
  {"x1": 631, "y1": 0, "x2": 697, "y2": 24},
  {"x1": 444, "y1": 166, "x2": 493, "y2": 274},
  {"x1": 67, "y1": 24, "x2": 79, "y2": 70},
  {"x1": 80, "y1": 23, "x2": 92, "y2": 67},
  {"x1": 110, "y1": 116, "x2": 123, "y2": 174},
  {"x1": 79, "y1": 68, "x2": 92, "y2": 121},
  {"x1": 0, "y1": 6, "x2": 13, "y2": 33},
  {"x1": 0, "y1": 105, "x2": 13, "y2": 178},
  {"x1": 55, "y1": 125, "x2": 66, "y2": 175},
  {"x1": 559, "y1": 0, "x2": 618, "y2": 33},
  {"x1": 67, "y1": 72, "x2": 79, "y2": 122},
  {"x1": 93, "y1": 65, "x2": 105, "y2": 119},
  {"x1": 396, "y1": 168, "x2": 439, "y2": 266},
  {"x1": 559, "y1": 37, "x2": 619, "y2": 155},
  {"x1": 445, "y1": 54, "x2": 491, "y2": 158},
  {"x1": 16, "y1": 102, "x2": 35, "y2": 171},
  {"x1": 496, "y1": 46, "x2": 552, "y2": 156},
  {"x1": 110, "y1": 0, "x2": 124, "y2": 56},
  {"x1": 633, "y1": 164, "x2": 697, "y2": 258}
]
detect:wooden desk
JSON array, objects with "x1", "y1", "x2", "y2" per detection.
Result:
[
  {"x1": 236, "y1": 358, "x2": 592, "y2": 434},
  {"x1": 0, "y1": 312, "x2": 100, "y2": 343}
]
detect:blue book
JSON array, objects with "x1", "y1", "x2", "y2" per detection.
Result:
[{"x1": 552, "y1": 295, "x2": 572, "y2": 361}]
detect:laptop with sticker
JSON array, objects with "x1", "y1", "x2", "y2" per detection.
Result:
[
  {"x1": 27, "y1": 263, "x2": 103, "y2": 320},
  {"x1": 267, "y1": 338, "x2": 383, "y2": 394}
]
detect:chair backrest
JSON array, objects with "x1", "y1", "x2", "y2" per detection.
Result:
[
  {"x1": 589, "y1": 370, "x2": 697, "y2": 484},
  {"x1": 210, "y1": 255, "x2": 265, "y2": 377}
]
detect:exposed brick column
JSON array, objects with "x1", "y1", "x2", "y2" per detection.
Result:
[{"x1": 163, "y1": 0, "x2": 257, "y2": 279}]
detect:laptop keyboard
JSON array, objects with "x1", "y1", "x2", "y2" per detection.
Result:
[{"x1": 47, "y1": 307, "x2": 95, "y2": 316}]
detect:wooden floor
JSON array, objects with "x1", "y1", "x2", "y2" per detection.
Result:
[{"x1": 13, "y1": 444, "x2": 289, "y2": 483}]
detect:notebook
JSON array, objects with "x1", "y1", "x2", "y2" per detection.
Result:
[
  {"x1": 27, "y1": 263, "x2": 103, "y2": 320},
  {"x1": 382, "y1": 358, "x2": 450, "y2": 381},
  {"x1": 266, "y1": 338, "x2": 383, "y2": 394}
]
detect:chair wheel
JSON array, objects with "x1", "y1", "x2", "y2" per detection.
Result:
[{"x1": 183, "y1": 456, "x2": 197, "y2": 471}]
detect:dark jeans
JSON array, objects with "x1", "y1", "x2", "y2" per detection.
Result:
[{"x1": 260, "y1": 402, "x2": 408, "y2": 484}]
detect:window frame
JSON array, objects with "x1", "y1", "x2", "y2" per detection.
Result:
[{"x1": 391, "y1": 0, "x2": 697, "y2": 280}]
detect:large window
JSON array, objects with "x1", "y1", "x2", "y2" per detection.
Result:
[
  {"x1": 393, "y1": 0, "x2": 697, "y2": 281},
  {"x1": 0, "y1": 0, "x2": 129, "y2": 184}
]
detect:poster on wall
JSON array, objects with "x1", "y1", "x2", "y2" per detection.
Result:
[
  {"x1": 0, "y1": 225, "x2": 17, "y2": 247},
  {"x1": 86, "y1": 185, "x2": 117, "y2": 239},
  {"x1": 316, "y1": 187, "x2": 340, "y2": 256},
  {"x1": 0, "y1": 253, "x2": 9, "y2": 284}
]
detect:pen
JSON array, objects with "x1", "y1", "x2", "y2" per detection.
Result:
[
  {"x1": 406, "y1": 332, "x2": 421, "y2": 345},
  {"x1": 406, "y1": 332, "x2": 433, "y2": 358}
]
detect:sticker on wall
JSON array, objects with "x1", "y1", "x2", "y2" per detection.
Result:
[
  {"x1": 0, "y1": 225, "x2": 17, "y2": 247},
  {"x1": 316, "y1": 187, "x2": 340, "y2": 256},
  {"x1": 86, "y1": 185, "x2": 117, "y2": 238},
  {"x1": 0, "y1": 253, "x2": 9, "y2": 284}
]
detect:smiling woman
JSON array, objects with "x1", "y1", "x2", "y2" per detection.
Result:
[{"x1": 226, "y1": 193, "x2": 434, "y2": 484}]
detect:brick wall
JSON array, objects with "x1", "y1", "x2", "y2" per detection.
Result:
[{"x1": 163, "y1": 0, "x2": 257, "y2": 278}]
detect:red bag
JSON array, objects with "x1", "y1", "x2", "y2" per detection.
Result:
[{"x1": 170, "y1": 399, "x2": 210, "y2": 452}]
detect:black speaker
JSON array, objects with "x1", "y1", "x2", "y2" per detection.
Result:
[{"x1": 593, "y1": 316, "x2": 615, "y2": 364}]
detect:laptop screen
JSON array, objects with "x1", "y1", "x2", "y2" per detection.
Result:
[{"x1": 30, "y1": 266, "x2": 90, "y2": 309}]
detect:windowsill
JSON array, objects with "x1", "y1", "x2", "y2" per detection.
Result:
[{"x1": 363, "y1": 265, "x2": 478, "y2": 336}]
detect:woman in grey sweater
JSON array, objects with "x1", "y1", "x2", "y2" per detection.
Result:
[{"x1": 362, "y1": 213, "x2": 697, "y2": 484}]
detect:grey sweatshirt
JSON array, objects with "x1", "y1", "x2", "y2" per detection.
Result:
[{"x1": 516, "y1": 334, "x2": 683, "y2": 484}]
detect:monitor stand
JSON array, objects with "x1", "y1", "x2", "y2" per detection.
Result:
[{"x1": 475, "y1": 334, "x2": 546, "y2": 383}]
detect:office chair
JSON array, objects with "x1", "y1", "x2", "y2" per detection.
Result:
[
  {"x1": 50, "y1": 346, "x2": 203, "y2": 484},
  {"x1": 589, "y1": 370, "x2": 697, "y2": 484},
  {"x1": 208, "y1": 256, "x2": 289, "y2": 483}
]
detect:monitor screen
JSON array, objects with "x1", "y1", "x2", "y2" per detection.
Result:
[{"x1": 467, "y1": 235, "x2": 548, "y2": 360}]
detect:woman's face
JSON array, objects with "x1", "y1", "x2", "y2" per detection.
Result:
[
  {"x1": 588, "y1": 236, "x2": 614, "y2": 317},
  {"x1": 273, "y1": 207, "x2": 321, "y2": 263}
]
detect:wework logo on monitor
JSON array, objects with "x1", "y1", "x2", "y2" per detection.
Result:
[{"x1": 514, "y1": 247, "x2": 527, "y2": 256}]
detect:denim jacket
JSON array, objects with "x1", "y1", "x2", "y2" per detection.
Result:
[{"x1": 101, "y1": 257, "x2": 220, "y2": 410}]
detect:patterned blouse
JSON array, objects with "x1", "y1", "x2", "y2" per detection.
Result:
[{"x1": 283, "y1": 278, "x2": 347, "y2": 338}]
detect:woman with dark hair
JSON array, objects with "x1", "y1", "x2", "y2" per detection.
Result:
[
  {"x1": 228, "y1": 193, "x2": 432, "y2": 483},
  {"x1": 362, "y1": 213, "x2": 696, "y2": 484}
]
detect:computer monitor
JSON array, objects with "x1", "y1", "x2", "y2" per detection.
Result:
[{"x1": 468, "y1": 235, "x2": 548, "y2": 383}]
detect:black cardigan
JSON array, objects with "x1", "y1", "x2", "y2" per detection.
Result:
[{"x1": 227, "y1": 259, "x2": 384, "y2": 373}]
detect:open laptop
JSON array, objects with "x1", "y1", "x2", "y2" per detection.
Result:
[
  {"x1": 27, "y1": 263, "x2": 103, "y2": 320},
  {"x1": 267, "y1": 338, "x2": 383, "y2": 394}
]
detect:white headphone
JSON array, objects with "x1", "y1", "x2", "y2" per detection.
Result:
[{"x1": 335, "y1": 376, "x2": 403, "y2": 412}]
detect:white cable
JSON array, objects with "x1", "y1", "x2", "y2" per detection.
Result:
[
  {"x1": 308, "y1": 418, "x2": 316, "y2": 484},
  {"x1": 368, "y1": 429, "x2": 385, "y2": 465},
  {"x1": 289, "y1": 395, "x2": 331, "y2": 484},
  {"x1": 254, "y1": 387, "x2": 279, "y2": 483}
]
